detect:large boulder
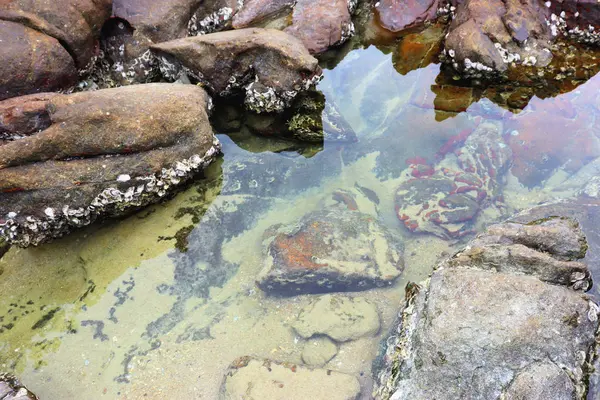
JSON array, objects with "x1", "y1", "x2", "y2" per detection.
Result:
[
  {"x1": 0, "y1": 0, "x2": 111, "y2": 99},
  {"x1": 0, "y1": 373, "x2": 37, "y2": 399},
  {"x1": 444, "y1": 0, "x2": 554, "y2": 76},
  {"x1": 232, "y1": 0, "x2": 295, "y2": 29},
  {"x1": 0, "y1": 84, "x2": 221, "y2": 247},
  {"x1": 257, "y1": 206, "x2": 404, "y2": 295},
  {"x1": 284, "y1": 0, "x2": 356, "y2": 54},
  {"x1": 152, "y1": 28, "x2": 322, "y2": 113},
  {"x1": 375, "y1": 0, "x2": 440, "y2": 33},
  {"x1": 374, "y1": 217, "x2": 600, "y2": 399}
]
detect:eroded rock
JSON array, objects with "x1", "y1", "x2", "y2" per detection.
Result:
[
  {"x1": 232, "y1": 0, "x2": 295, "y2": 29},
  {"x1": 375, "y1": 0, "x2": 440, "y2": 33},
  {"x1": 221, "y1": 357, "x2": 361, "y2": 400},
  {"x1": 0, "y1": 84, "x2": 221, "y2": 247},
  {"x1": 301, "y1": 336, "x2": 338, "y2": 366},
  {"x1": 374, "y1": 217, "x2": 599, "y2": 399},
  {"x1": 152, "y1": 28, "x2": 321, "y2": 113},
  {"x1": 293, "y1": 294, "x2": 381, "y2": 342},
  {"x1": 258, "y1": 207, "x2": 404, "y2": 295}
]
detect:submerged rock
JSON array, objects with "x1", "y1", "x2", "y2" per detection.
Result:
[
  {"x1": 301, "y1": 336, "x2": 339, "y2": 367},
  {"x1": 221, "y1": 357, "x2": 361, "y2": 400},
  {"x1": 285, "y1": 0, "x2": 356, "y2": 54},
  {"x1": 0, "y1": 373, "x2": 38, "y2": 399},
  {"x1": 0, "y1": 84, "x2": 221, "y2": 247},
  {"x1": 293, "y1": 294, "x2": 381, "y2": 342},
  {"x1": 258, "y1": 207, "x2": 404, "y2": 295},
  {"x1": 395, "y1": 121, "x2": 512, "y2": 238},
  {"x1": 374, "y1": 217, "x2": 599, "y2": 399},
  {"x1": 152, "y1": 28, "x2": 321, "y2": 113},
  {"x1": 0, "y1": 0, "x2": 111, "y2": 99}
]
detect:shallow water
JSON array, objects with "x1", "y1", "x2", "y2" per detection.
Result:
[{"x1": 3, "y1": 33, "x2": 600, "y2": 399}]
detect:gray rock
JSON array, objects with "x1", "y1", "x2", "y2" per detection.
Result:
[
  {"x1": 0, "y1": 373, "x2": 38, "y2": 399},
  {"x1": 374, "y1": 217, "x2": 599, "y2": 399},
  {"x1": 293, "y1": 295, "x2": 381, "y2": 342},
  {"x1": 220, "y1": 356, "x2": 361, "y2": 400},
  {"x1": 301, "y1": 336, "x2": 339, "y2": 367},
  {"x1": 258, "y1": 207, "x2": 404, "y2": 296}
]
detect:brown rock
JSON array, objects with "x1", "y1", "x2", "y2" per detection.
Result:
[
  {"x1": 0, "y1": 0, "x2": 111, "y2": 69},
  {"x1": 284, "y1": 0, "x2": 355, "y2": 54},
  {"x1": 152, "y1": 28, "x2": 321, "y2": 113},
  {"x1": 393, "y1": 23, "x2": 445, "y2": 75},
  {"x1": 232, "y1": 0, "x2": 295, "y2": 29},
  {"x1": 0, "y1": 84, "x2": 221, "y2": 247},
  {"x1": 0, "y1": 21, "x2": 77, "y2": 101},
  {"x1": 189, "y1": 0, "x2": 242, "y2": 35},
  {"x1": 375, "y1": 0, "x2": 440, "y2": 33}
]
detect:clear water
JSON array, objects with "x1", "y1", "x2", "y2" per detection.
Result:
[{"x1": 2, "y1": 32, "x2": 600, "y2": 399}]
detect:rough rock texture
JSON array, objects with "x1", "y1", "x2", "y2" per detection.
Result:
[
  {"x1": 293, "y1": 295, "x2": 381, "y2": 342},
  {"x1": 0, "y1": 0, "x2": 111, "y2": 98},
  {"x1": 188, "y1": 0, "x2": 242, "y2": 36},
  {"x1": 375, "y1": 0, "x2": 440, "y2": 33},
  {"x1": 232, "y1": 0, "x2": 295, "y2": 29},
  {"x1": 395, "y1": 120, "x2": 512, "y2": 238},
  {"x1": 374, "y1": 217, "x2": 600, "y2": 399},
  {"x1": 444, "y1": 0, "x2": 554, "y2": 76},
  {"x1": 221, "y1": 357, "x2": 361, "y2": 400},
  {"x1": 285, "y1": 0, "x2": 356, "y2": 54},
  {"x1": 152, "y1": 28, "x2": 322, "y2": 113},
  {"x1": 548, "y1": 0, "x2": 600, "y2": 45},
  {"x1": 301, "y1": 336, "x2": 338, "y2": 366},
  {"x1": 0, "y1": 84, "x2": 221, "y2": 247},
  {"x1": 0, "y1": 373, "x2": 37, "y2": 400},
  {"x1": 257, "y1": 207, "x2": 404, "y2": 295}
]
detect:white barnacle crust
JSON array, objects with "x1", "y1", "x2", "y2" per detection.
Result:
[
  {"x1": 0, "y1": 138, "x2": 222, "y2": 247},
  {"x1": 188, "y1": 6, "x2": 237, "y2": 36}
]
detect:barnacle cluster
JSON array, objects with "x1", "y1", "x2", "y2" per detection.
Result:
[{"x1": 0, "y1": 138, "x2": 221, "y2": 247}]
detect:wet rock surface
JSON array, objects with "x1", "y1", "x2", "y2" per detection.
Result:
[
  {"x1": 0, "y1": 373, "x2": 37, "y2": 400},
  {"x1": 301, "y1": 336, "x2": 339, "y2": 366},
  {"x1": 232, "y1": 0, "x2": 295, "y2": 29},
  {"x1": 258, "y1": 206, "x2": 404, "y2": 295},
  {"x1": 374, "y1": 217, "x2": 600, "y2": 399},
  {"x1": 152, "y1": 28, "x2": 321, "y2": 113},
  {"x1": 0, "y1": 84, "x2": 220, "y2": 247},
  {"x1": 221, "y1": 357, "x2": 361, "y2": 400},
  {"x1": 293, "y1": 294, "x2": 381, "y2": 342},
  {"x1": 375, "y1": 0, "x2": 440, "y2": 33},
  {"x1": 285, "y1": 0, "x2": 356, "y2": 54}
]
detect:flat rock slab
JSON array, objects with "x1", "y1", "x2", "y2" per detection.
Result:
[
  {"x1": 293, "y1": 294, "x2": 380, "y2": 342},
  {"x1": 0, "y1": 84, "x2": 220, "y2": 247},
  {"x1": 301, "y1": 336, "x2": 338, "y2": 366},
  {"x1": 374, "y1": 217, "x2": 600, "y2": 399},
  {"x1": 152, "y1": 28, "x2": 321, "y2": 113},
  {"x1": 221, "y1": 357, "x2": 361, "y2": 400},
  {"x1": 258, "y1": 207, "x2": 404, "y2": 295}
]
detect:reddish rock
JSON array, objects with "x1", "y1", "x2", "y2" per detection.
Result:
[
  {"x1": 232, "y1": 0, "x2": 295, "y2": 28},
  {"x1": 393, "y1": 23, "x2": 445, "y2": 75},
  {"x1": 375, "y1": 0, "x2": 440, "y2": 33},
  {"x1": 284, "y1": 0, "x2": 355, "y2": 54},
  {"x1": 0, "y1": 21, "x2": 77, "y2": 101},
  {"x1": 258, "y1": 207, "x2": 404, "y2": 295}
]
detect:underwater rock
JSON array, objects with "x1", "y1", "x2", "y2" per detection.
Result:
[
  {"x1": 292, "y1": 295, "x2": 381, "y2": 342},
  {"x1": 395, "y1": 121, "x2": 512, "y2": 238},
  {"x1": 373, "y1": 217, "x2": 599, "y2": 399},
  {"x1": 232, "y1": 0, "x2": 295, "y2": 29},
  {"x1": 258, "y1": 206, "x2": 404, "y2": 295},
  {"x1": 0, "y1": 0, "x2": 111, "y2": 99},
  {"x1": 152, "y1": 28, "x2": 321, "y2": 113},
  {"x1": 284, "y1": 0, "x2": 356, "y2": 54},
  {"x1": 221, "y1": 357, "x2": 361, "y2": 400},
  {"x1": 0, "y1": 373, "x2": 38, "y2": 400},
  {"x1": 375, "y1": 0, "x2": 440, "y2": 33},
  {"x1": 444, "y1": 0, "x2": 554, "y2": 76},
  {"x1": 393, "y1": 23, "x2": 445, "y2": 75},
  {"x1": 301, "y1": 336, "x2": 339, "y2": 367},
  {"x1": 0, "y1": 84, "x2": 220, "y2": 247}
]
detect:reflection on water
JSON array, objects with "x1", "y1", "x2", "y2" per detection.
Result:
[{"x1": 2, "y1": 31, "x2": 600, "y2": 399}]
